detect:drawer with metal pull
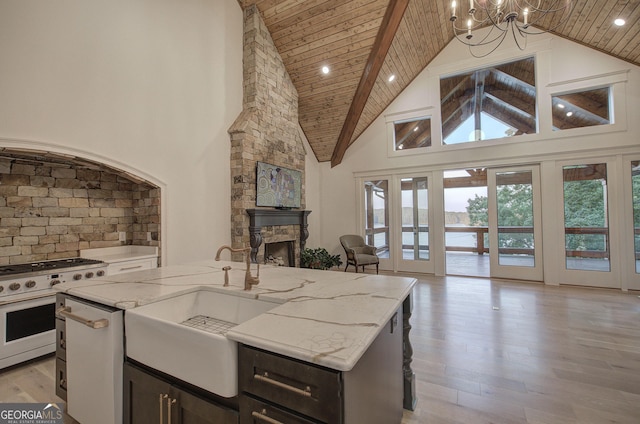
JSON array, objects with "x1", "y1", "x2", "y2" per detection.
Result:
[
  {"x1": 238, "y1": 345, "x2": 342, "y2": 424},
  {"x1": 240, "y1": 394, "x2": 320, "y2": 424}
]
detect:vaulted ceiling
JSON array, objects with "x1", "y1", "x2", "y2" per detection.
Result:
[{"x1": 238, "y1": 0, "x2": 640, "y2": 166}]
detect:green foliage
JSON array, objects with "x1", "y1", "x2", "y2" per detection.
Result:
[
  {"x1": 300, "y1": 248, "x2": 343, "y2": 270},
  {"x1": 463, "y1": 178, "x2": 616, "y2": 252},
  {"x1": 497, "y1": 184, "x2": 534, "y2": 249},
  {"x1": 466, "y1": 194, "x2": 488, "y2": 226},
  {"x1": 563, "y1": 179, "x2": 606, "y2": 251},
  {"x1": 563, "y1": 180, "x2": 605, "y2": 227}
]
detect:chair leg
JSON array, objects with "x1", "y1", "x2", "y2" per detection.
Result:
[
  {"x1": 376, "y1": 263, "x2": 379, "y2": 274},
  {"x1": 344, "y1": 263, "x2": 348, "y2": 272}
]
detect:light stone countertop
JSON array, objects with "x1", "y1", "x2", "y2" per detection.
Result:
[
  {"x1": 53, "y1": 260, "x2": 416, "y2": 371},
  {"x1": 80, "y1": 246, "x2": 158, "y2": 264}
]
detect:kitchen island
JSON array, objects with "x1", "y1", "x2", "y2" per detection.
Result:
[{"x1": 54, "y1": 260, "x2": 417, "y2": 424}]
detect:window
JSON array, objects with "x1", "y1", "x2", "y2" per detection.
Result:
[
  {"x1": 393, "y1": 117, "x2": 431, "y2": 151},
  {"x1": 552, "y1": 87, "x2": 611, "y2": 131},
  {"x1": 440, "y1": 57, "x2": 537, "y2": 145}
]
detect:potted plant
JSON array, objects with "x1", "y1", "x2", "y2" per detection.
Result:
[{"x1": 300, "y1": 247, "x2": 343, "y2": 270}]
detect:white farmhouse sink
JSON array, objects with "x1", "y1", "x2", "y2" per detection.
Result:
[{"x1": 125, "y1": 290, "x2": 277, "y2": 397}]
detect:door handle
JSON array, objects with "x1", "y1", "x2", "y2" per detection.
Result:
[{"x1": 56, "y1": 306, "x2": 109, "y2": 329}]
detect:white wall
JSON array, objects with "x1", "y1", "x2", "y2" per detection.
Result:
[
  {"x1": 0, "y1": 0, "x2": 244, "y2": 265},
  {"x1": 319, "y1": 31, "x2": 640, "y2": 271},
  {"x1": 301, "y1": 126, "x2": 321, "y2": 249}
]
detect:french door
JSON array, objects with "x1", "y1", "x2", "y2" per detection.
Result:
[
  {"x1": 487, "y1": 166, "x2": 543, "y2": 281},
  {"x1": 624, "y1": 156, "x2": 640, "y2": 290},
  {"x1": 395, "y1": 174, "x2": 433, "y2": 273},
  {"x1": 362, "y1": 177, "x2": 392, "y2": 271},
  {"x1": 555, "y1": 159, "x2": 621, "y2": 288}
]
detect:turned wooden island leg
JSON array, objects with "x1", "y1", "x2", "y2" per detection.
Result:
[{"x1": 403, "y1": 294, "x2": 417, "y2": 410}]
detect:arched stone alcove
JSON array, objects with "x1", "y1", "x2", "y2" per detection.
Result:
[{"x1": 0, "y1": 146, "x2": 162, "y2": 265}]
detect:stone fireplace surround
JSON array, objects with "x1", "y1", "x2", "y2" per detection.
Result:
[
  {"x1": 246, "y1": 209, "x2": 310, "y2": 266},
  {"x1": 227, "y1": 5, "x2": 307, "y2": 266}
]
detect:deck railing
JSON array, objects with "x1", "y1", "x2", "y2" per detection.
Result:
[{"x1": 366, "y1": 226, "x2": 640, "y2": 259}]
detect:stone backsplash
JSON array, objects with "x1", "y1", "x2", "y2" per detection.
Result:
[{"x1": 0, "y1": 157, "x2": 160, "y2": 265}]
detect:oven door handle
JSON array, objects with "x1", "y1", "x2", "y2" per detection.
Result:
[{"x1": 56, "y1": 306, "x2": 109, "y2": 329}]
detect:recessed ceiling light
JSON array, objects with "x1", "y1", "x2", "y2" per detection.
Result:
[
  {"x1": 614, "y1": 18, "x2": 626, "y2": 26},
  {"x1": 557, "y1": 104, "x2": 565, "y2": 109},
  {"x1": 413, "y1": 126, "x2": 419, "y2": 132},
  {"x1": 321, "y1": 66, "x2": 330, "y2": 75},
  {"x1": 388, "y1": 74, "x2": 396, "y2": 82},
  {"x1": 566, "y1": 111, "x2": 573, "y2": 117}
]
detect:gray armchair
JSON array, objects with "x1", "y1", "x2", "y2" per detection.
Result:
[{"x1": 339, "y1": 235, "x2": 379, "y2": 274}]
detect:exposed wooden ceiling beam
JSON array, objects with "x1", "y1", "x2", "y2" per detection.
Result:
[{"x1": 330, "y1": 0, "x2": 410, "y2": 167}]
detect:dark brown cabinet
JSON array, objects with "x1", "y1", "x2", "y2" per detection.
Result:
[
  {"x1": 124, "y1": 362, "x2": 239, "y2": 424},
  {"x1": 238, "y1": 306, "x2": 403, "y2": 424},
  {"x1": 239, "y1": 345, "x2": 341, "y2": 423}
]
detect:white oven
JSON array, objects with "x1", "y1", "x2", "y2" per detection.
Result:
[
  {"x1": 0, "y1": 293, "x2": 56, "y2": 369},
  {"x1": 0, "y1": 259, "x2": 107, "y2": 369}
]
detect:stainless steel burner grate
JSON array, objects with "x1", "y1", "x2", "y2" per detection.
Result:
[{"x1": 180, "y1": 315, "x2": 236, "y2": 335}]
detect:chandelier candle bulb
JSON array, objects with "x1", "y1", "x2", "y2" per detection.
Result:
[
  {"x1": 451, "y1": 1, "x2": 457, "y2": 20},
  {"x1": 524, "y1": 8, "x2": 528, "y2": 25},
  {"x1": 467, "y1": 18, "x2": 472, "y2": 38}
]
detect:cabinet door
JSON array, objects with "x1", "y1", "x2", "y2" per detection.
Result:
[
  {"x1": 171, "y1": 387, "x2": 238, "y2": 424},
  {"x1": 124, "y1": 363, "x2": 171, "y2": 424}
]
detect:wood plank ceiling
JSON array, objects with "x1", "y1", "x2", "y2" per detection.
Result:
[{"x1": 239, "y1": 0, "x2": 640, "y2": 166}]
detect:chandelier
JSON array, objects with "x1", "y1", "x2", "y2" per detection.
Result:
[{"x1": 450, "y1": 0, "x2": 573, "y2": 57}]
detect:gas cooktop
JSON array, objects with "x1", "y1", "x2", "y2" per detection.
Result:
[{"x1": 0, "y1": 258, "x2": 105, "y2": 277}]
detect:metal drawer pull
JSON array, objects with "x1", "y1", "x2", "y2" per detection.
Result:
[
  {"x1": 120, "y1": 265, "x2": 143, "y2": 271},
  {"x1": 251, "y1": 409, "x2": 284, "y2": 424},
  {"x1": 56, "y1": 306, "x2": 109, "y2": 329},
  {"x1": 253, "y1": 373, "x2": 312, "y2": 397},
  {"x1": 167, "y1": 397, "x2": 176, "y2": 424}
]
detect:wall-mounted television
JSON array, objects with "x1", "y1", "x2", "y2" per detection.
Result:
[{"x1": 256, "y1": 161, "x2": 301, "y2": 209}]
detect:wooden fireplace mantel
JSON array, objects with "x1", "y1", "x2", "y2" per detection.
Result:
[{"x1": 246, "y1": 209, "x2": 311, "y2": 263}]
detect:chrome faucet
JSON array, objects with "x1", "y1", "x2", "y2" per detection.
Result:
[{"x1": 215, "y1": 245, "x2": 260, "y2": 291}]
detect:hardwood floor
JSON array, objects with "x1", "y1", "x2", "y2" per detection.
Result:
[
  {"x1": 2, "y1": 276, "x2": 639, "y2": 424},
  {"x1": 401, "y1": 276, "x2": 640, "y2": 424},
  {"x1": 0, "y1": 355, "x2": 78, "y2": 423}
]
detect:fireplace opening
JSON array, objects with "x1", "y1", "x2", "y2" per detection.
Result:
[{"x1": 264, "y1": 241, "x2": 295, "y2": 267}]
